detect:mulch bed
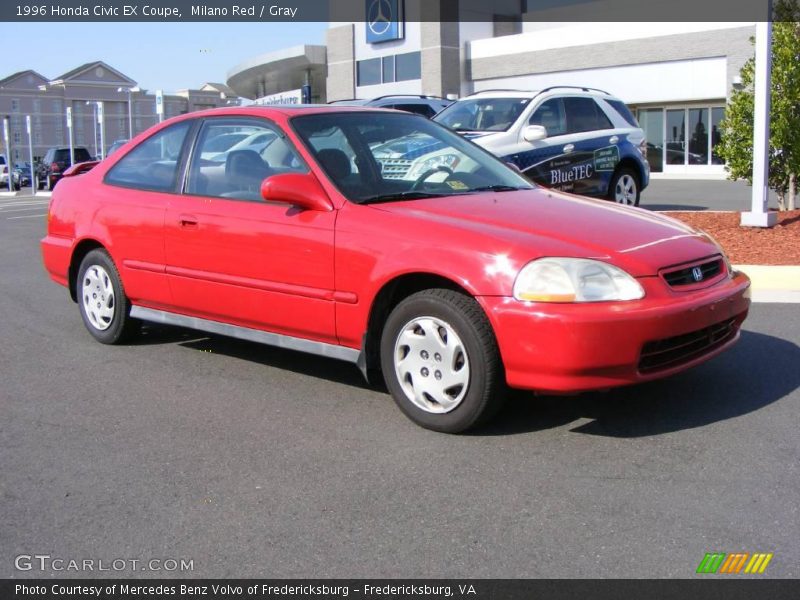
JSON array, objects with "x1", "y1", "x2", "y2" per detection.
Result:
[{"x1": 663, "y1": 210, "x2": 800, "y2": 265}]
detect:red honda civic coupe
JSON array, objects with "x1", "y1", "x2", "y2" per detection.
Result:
[{"x1": 41, "y1": 106, "x2": 750, "y2": 432}]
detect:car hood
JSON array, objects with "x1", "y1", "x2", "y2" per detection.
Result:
[{"x1": 372, "y1": 189, "x2": 722, "y2": 277}]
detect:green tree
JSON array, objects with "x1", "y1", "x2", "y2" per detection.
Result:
[{"x1": 717, "y1": 0, "x2": 800, "y2": 210}]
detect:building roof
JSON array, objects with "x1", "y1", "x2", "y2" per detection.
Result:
[
  {"x1": 50, "y1": 61, "x2": 136, "y2": 86},
  {"x1": 201, "y1": 82, "x2": 237, "y2": 96},
  {"x1": 0, "y1": 69, "x2": 48, "y2": 88}
]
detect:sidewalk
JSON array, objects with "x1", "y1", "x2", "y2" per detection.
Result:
[{"x1": 735, "y1": 265, "x2": 800, "y2": 304}]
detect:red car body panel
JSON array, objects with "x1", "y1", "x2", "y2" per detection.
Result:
[{"x1": 41, "y1": 106, "x2": 750, "y2": 393}]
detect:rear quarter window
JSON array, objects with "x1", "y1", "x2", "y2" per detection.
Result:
[
  {"x1": 606, "y1": 99, "x2": 639, "y2": 127},
  {"x1": 105, "y1": 121, "x2": 192, "y2": 192}
]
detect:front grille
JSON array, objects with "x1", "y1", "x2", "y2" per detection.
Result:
[
  {"x1": 378, "y1": 158, "x2": 413, "y2": 180},
  {"x1": 662, "y1": 258, "x2": 723, "y2": 287},
  {"x1": 638, "y1": 318, "x2": 738, "y2": 373}
]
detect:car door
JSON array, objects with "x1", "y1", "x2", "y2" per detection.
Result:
[
  {"x1": 164, "y1": 116, "x2": 337, "y2": 344},
  {"x1": 101, "y1": 119, "x2": 195, "y2": 309},
  {"x1": 514, "y1": 96, "x2": 617, "y2": 196},
  {"x1": 501, "y1": 97, "x2": 569, "y2": 184}
]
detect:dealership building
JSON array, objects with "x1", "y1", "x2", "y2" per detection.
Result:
[{"x1": 226, "y1": 1, "x2": 754, "y2": 178}]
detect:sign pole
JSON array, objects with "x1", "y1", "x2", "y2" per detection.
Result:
[
  {"x1": 97, "y1": 101, "x2": 105, "y2": 161},
  {"x1": 155, "y1": 89, "x2": 164, "y2": 123},
  {"x1": 26, "y1": 115, "x2": 34, "y2": 197},
  {"x1": 66, "y1": 106, "x2": 74, "y2": 167}
]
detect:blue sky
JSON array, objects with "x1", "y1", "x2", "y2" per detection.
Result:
[{"x1": 5, "y1": 22, "x2": 328, "y2": 91}]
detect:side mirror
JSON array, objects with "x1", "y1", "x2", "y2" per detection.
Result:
[
  {"x1": 260, "y1": 172, "x2": 334, "y2": 212},
  {"x1": 522, "y1": 125, "x2": 548, "y2": 142}
]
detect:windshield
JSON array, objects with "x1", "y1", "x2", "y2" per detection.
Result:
[
  {"x1": 291, "y1": 112, "x2": 533, "y2": 204},
  {"x1": 434, "y1": 97, "x2": 531, "y2": 132}
]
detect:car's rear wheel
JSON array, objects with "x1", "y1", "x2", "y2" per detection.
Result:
[
  {"x1": 609, "y1": 167, "x2": 640, "y2": 206},
  {"x1": 380, "y1": 289, "x2": 505, "y2": 433},
  {"x1": 77, "y1": 249, "x2": 138, "y2": 344}
]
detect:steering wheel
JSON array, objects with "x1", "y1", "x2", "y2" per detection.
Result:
[{"x1": 410, "y1": 166, "x2": 454, "y2": 191}]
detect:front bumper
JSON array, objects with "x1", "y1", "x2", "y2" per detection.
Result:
[{"x1": 478, "y1": 270, "x2": 750, "y2": 392}]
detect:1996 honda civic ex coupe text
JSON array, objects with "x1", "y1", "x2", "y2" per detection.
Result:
[{"x1": 41, "y1": 106, "x2": 750, "y2": 433}]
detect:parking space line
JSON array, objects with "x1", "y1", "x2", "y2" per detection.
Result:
[
  {"x1": 0, "y1": 207, "x2": 50, "y2": 214},
  {"x1": 6, "y1": 213, "x2": 47, "y2": 219}
]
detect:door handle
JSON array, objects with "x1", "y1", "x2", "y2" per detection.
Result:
[
  {"x1": 609, "y1": 136, "x2": 619, "y2": 144},
  {"x1": 178, "y1": 214, "x2": 198, "y2": 227},
  {"x1": 563, "y1": 144, "x2": 575, "y2": 153}
]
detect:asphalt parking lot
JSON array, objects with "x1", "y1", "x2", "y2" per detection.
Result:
[
  {"x1": 2, "y1": 176, "x2": 779, "y2": 213},
  {"x1": 1, "y1": 194, "x2": 798, "y2": 579}
]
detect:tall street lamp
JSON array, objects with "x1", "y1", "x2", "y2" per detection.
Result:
[{"x1": 117, "y1": 85, "x2": 141, "y2": 139}]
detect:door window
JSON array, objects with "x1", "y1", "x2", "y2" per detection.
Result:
[
  {"x1": 105, "y1": 121, "x2": 192, "y2": 191},
  {"x1": 185, "y1": 119, "x2": 306, "y2": 202},
  {"x1": 688, "y1": 108, "x2": 709, "y2": 164},
  {"x1": 529, "y1": 98, "x2": 566, "y2": 137},
  {"x1": 666, "y1": 109, "x2": 686, "y2": 165}
]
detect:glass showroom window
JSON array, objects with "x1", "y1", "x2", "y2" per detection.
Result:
[{"x1": 637, "y1": 106, "x2": 726, "y2": 170}]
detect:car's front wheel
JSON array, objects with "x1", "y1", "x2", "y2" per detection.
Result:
[
  {"x1": 608, "y1": 167, "x2": 640, "y2": 206},
  {"x1": 380, "y1": 289, "x2": 505, "y2": 433},
  {"x1": 77, "y1": 249, "x2": 138, "y2": 344}
]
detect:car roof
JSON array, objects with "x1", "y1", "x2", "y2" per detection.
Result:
[
  {"x1": 171, "y1": 105, "x2": 415, "y2": 121},
  {"x1": 466, "y1": 87, "x2": 618, "y2": 101}
]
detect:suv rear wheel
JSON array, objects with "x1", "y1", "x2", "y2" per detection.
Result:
[{"x1": 609, "y1": 167, "x2": 640, "y2": 206}]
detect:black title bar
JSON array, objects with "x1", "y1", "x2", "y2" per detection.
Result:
[
  {"x1": 3, "y1": 579, "x2": 800, "y2": 600},
  {"x1": 0, "y1": 0, "x2": 780, "y2": 23}
]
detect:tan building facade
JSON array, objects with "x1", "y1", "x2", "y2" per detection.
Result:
[{"x1": 0, "y1": 61, "x2": 237, "y2": 163}]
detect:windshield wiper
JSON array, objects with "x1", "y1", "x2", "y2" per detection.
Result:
[
  {"x1": 360, "y1": 191, "x2": 451, "y2": 205},
  {"x1": 469, "y1": 184, "x2": 530, "y2": 193}
]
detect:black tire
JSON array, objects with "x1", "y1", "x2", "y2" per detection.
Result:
[
  {"x1": 77, "y1": 249, "x2": 138, "y2": 344},
  {"x1": 380, "y1": 289, "x2": 505, "y2": 433},
  {"x1": 607, "y1": 167, "x2": 640, "y2": 206}
]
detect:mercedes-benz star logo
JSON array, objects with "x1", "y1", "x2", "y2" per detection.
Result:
[{"x1": 368, "y1": 0, "x2": 393, "y2": 36}]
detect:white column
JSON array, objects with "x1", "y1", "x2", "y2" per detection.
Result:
[{"x1": 741, "y1": 17, "x2": 777, "y2": 227}]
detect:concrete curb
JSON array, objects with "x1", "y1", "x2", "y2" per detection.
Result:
[{"x1": 735, "y1": 265, "x2": 800, "y2": 304}]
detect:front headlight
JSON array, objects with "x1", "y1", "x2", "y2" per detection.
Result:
[
  {"x1": 513, "y1": 258, "x2": 645, "y2": 302},
  {"x1": 406, "y1": 154, "x2": 460, "y2": 179}
]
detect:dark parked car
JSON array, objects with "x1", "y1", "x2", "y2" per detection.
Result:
[
  {"x1": 37, "y1": 147, "x2": 93, "y2": 190},
  {"x1": 11, "y1": 163, "x2": 32, "y2": 189},
  {"x1": 329, "y1": 95, "x2": 452, "y2": 118}
]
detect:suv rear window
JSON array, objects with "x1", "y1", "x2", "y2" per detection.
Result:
[
  {"x1": 606, "y1": 99, "x2": 639, "y2": 127},
  {"x1": 388, "y1": 104, "x2": 436, "y2": 118},
  {"x1": 53, "y1": 148, "x2": 92, "y2": 163},
  {"x1": 73, "y1": 148, "x2": 92, "y2": 162}
]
